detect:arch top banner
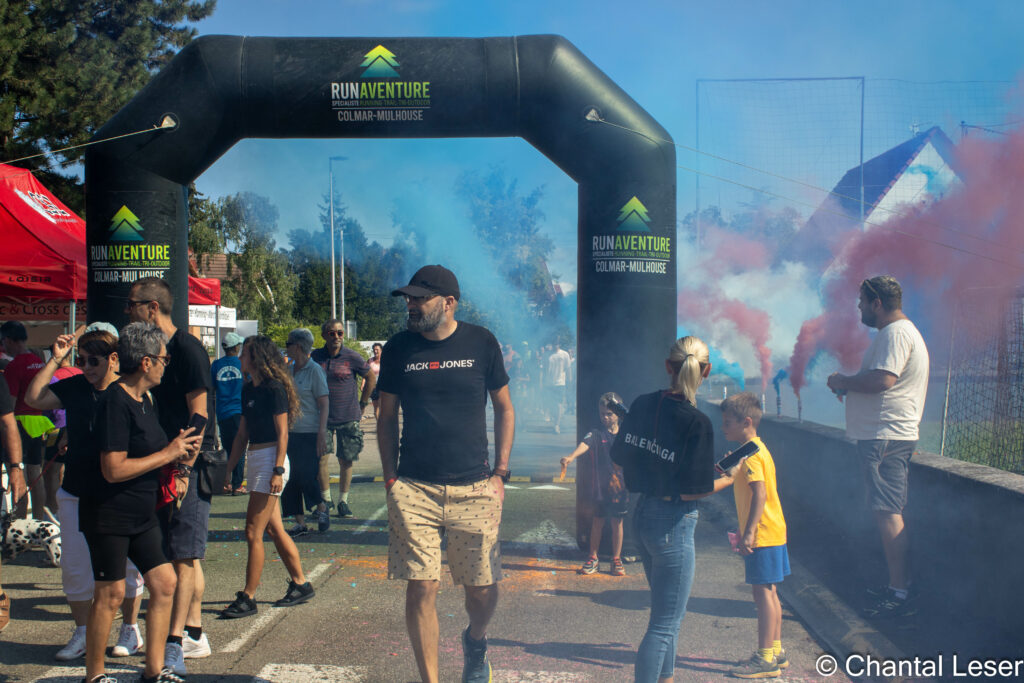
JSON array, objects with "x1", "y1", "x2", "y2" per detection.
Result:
[{"x1": 85, "y1": 34, "x2": 677, "y2": 418}]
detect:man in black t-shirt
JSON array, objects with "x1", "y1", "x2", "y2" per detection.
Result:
[
  {"x1": 377, "y1": 265, "x2": 514, "y2": 683},
  {"x1": 0, "y1": 374, "x2": 27, "y2": 633},
  {"x1": 127, "y1": 277, "x2": 214, "y2": 671}
]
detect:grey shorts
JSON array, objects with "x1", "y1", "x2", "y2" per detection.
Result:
[
  {"x1": 161, "y1": 471, "x2": 212, "y2": 560},
  {"x1": 857, "y1": 439, "x2": 915, "y2": 514}
]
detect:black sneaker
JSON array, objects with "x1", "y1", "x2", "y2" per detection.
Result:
[
  {"x1": 274, "y1": 580, "x2": 315, "y2": 607},
  {"x1": 287, "y1": 523, "x2": 310, "y2": 538},
  {"x1": 220, "y1": 591, "x2": 257, "y2": 619},
  {"x1": 337, "y1": 501, "x2": 353, "y2": 518},
  {"x1": 317, "y1": 506, "x2": 331, "y2": 533},
  {"x1": 137, "y1": 668, "x2": 187, "y2": 683},
  {"x1": 861, "y1": 588, "x2": 917, "y2": 619},
  {"x1": 461, "y1": 626, "x2": 491, "y2": 683}
]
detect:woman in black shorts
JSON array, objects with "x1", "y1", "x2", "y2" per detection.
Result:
[
  {"x1": 82, "y1": 322, "x2": 201, "y2": 683},
  {"x1": 25, "y1": 327, "x2": 147, "y2": 662},
  {"x1": 221, "y1": 335, "x2": 314, "y2": 618}
]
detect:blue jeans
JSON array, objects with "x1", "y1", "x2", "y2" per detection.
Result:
[{"x1": 633, "y1": 496, "x2": 699, "y2": 682}]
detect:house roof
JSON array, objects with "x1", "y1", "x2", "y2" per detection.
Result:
[{"x1": 790, "y1": 126, "x2": 959, "y2": 269}]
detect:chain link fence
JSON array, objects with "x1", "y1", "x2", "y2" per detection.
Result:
[{"x1": 942, "y1": 287, "x2": 1024, "y2": 474}]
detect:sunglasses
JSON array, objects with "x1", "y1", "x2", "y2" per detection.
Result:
[
  {"x1": 124, "y1": 299, "x2": 155, "y2": 310},
  {"x1": 861, "y1": 279, "x2": 880, "y2": 300},
  {"x1": 325, "y1": 330, "x2": 344, "y2": 337},
  {"x1": 75, "y1": 355, "x2": 107, "y2": 368}
]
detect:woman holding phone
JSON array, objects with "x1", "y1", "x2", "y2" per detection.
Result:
[
  {"x1": 25, "y1": 325, "x2": 147, "y2": 662},
  {"x1": 221, "y1": 335, "x2": 314, "y2": 618},
  {"x1": 81, "y1": 322, "x2": 202, "y2": 683},
  {"x1": 610, "y1": 336, "x2": 716, "y2": 683}
]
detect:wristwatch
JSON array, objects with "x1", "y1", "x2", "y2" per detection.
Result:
[
  {"x1": 272, "y1": 466, "x2": 286, "y2": 475},
  {"x1": 491, "y1": 467, "x2": 511, "y2": 483},
  {"x1": 8, "y1": 462, "x2": 25, "y2": 471}
]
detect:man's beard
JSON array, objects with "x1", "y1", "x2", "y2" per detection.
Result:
[{"x1": 408, "y1": 305, "x2": 444, "y2": 333}]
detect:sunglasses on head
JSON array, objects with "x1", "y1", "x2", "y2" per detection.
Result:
[{"x1": 75, "y1": 355, "x2": 106, "y2": 368}]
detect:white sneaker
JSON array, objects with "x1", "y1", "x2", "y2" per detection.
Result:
[
  {"x1": 55, "y1": 625, "x2": 87, "y2": 660},
  {"x1": 111, "y1": 622, "x2": 143, "y2": 657},
  {"x1": 164, "y1": 641, "x2": 187, "y2": 675},
  {"x1": 182, "y1": 631, "x2": 212, "y2": 658}
]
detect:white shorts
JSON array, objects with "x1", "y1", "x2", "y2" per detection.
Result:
[
  {"x1": 247, "y1": 445, "x2": 289, "y2": 496},
  {"x1": 57, "y1": 487, "x2": 145, "y2": 601}
]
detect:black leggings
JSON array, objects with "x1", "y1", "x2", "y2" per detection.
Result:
[{"x1": 83, "y1": 523, "x2": 168, "y2": 581}]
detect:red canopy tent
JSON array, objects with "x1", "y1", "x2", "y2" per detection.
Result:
[
  {"x1": 0, "y1": 163, "x2": 86, "y2": 302},
  {"x1": 1, "y1": 163, "x2": 222, "y2": 327}
]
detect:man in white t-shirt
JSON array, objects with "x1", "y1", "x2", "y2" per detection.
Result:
[
  {"x1": 545, "y1": 340, "x2": 572, "y2": 434},
  {"x1": 827, "y1": 275, "x2": 928, "y2": 620}
]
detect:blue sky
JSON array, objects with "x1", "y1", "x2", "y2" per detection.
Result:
[{"x1": 191, "y1": 0, "x2": 1024, "y2": 288}]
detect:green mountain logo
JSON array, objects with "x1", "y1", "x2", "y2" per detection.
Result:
[
  {"x1": 109, "y1": 205, "x2": 144, "y2": 242},
  {"x1": 616, "y1": 196, "x2": 652, "y2": 232},
  {"x1": 360, "y1": 45, "x2": 401, "y2": 78}
]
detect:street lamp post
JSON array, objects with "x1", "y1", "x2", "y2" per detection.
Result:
[{"x1": 328, "y1": 156, "x2": 347, "y2": 322}]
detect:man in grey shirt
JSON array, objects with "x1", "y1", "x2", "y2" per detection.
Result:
[
  {"x1": 283, "y1": 328, "x2": 330, "y2": 535},
  {"x1": 828, "y1": 275, "x2": 929, "y2": 619}
]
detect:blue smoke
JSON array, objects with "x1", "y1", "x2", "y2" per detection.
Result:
[
  {"x1": 772, "y1": 369, "x2": 789, "y2": 393},
  {"x1": 676, "y1": 325, "x2": 746, "y2": 389}
]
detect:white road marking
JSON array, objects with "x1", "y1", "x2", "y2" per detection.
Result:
[
  {"x1": 352, "y1": 504, "x2": 387, "y2": 535},
  {"x1": 220, "y1": 562, "x2": 331, "y2": 654},
  {"x1": 34, "y1": 664, "x2": 140, "y2": 682},
  {"x1": 529, "y1": 484, "x2": 570, "y2": 490},
  {"x1": 513, "y1": 520, "x2": 577, "y2": 596},
  {"x1": 253, "y1": 663, "x2": 369, "y2": 682},
  {"x1": 514, "y1": 520, "x2": 576, "y2": 547},
  {"x1": 494, "y1": 671, "x2": 590, "y2": 682}
]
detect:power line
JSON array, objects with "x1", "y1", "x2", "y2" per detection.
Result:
[{"x1": 590, "y1": 113, "x2": 1024, "y2": 260}]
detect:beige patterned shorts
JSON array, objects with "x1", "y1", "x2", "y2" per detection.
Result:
[{"x1": 386, "y1": 477, "x2": 503, "y2": 585}]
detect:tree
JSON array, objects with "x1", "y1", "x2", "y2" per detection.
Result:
[
  {"x1": 0, "y1": 0, "x2": 216, "y2": 212},
  {"x1": 454, "y1": 168, "x2": 564, "y2": 340},
  {"x1": 219, "y1": 192, "x2": 296, "y2": 325}
]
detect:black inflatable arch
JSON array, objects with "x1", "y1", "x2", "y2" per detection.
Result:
[{"x1": 85, "y1": 34, "x2": 676, "y2": 420}]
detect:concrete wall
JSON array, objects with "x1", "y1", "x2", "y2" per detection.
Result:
[{"x1": 699, "y1": 398, "x2": 1024, "y2": 640}]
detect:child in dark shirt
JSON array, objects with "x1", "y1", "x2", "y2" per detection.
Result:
[{"x1": 561, "y1": 392, "x2": 630, "y2": 576}]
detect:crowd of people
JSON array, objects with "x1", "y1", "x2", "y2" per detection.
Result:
[{"x1": 0, "y1": 269, "x2": 928, "y2": 683}]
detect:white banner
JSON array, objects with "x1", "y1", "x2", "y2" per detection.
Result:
[{"x1": 188, "y1": 304, "x2": 236, "y2": 327}]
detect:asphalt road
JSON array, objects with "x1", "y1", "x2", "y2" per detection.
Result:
[{"x1": 2, "y1": 411, "x2": 852, "y2": 682}]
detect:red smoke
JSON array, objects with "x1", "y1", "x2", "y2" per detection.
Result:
[
  {"x1": 678, "y1": 286, "x2": 774, "y2": 392},
  {"x1": 788, "y1": 119, "x2": 1024, "y2": 395}
]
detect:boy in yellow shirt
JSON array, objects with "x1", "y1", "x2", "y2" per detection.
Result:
[{"x1": 713, "y1": 392, "x2": 789, "y2": 679}]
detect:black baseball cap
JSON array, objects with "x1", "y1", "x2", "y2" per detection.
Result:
[{"x1": 391, "y1": 265, "x2": 461, "y2": 301}]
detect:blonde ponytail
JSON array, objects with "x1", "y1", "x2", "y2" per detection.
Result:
[{"x1": 668, "y1": 336, "x2": 710, "y2": 405}]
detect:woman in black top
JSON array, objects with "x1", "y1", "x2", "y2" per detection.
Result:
[
  {"x1": 221, "y1": 336, "x2": 314, "y2": 618},
  {"x1": 610, "y1": 336, "x2": 716, "y2": 683},
  {"x1": 82, "y1": 322, "x2": 201, "y2": 683},
  {"x1": 25, "y1": 327, "x2": 146, "y2": 661}
]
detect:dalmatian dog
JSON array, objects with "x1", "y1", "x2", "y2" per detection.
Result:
[{"x1": 1, "y1": 512, "x2": 62, "y2": 568}]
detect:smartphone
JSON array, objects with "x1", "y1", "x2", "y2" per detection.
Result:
[
  {"x1": 716, "y1": 440, "x2": 759, "y2": 473},
  {"x1": 606, "y1": 397, "x2": 629, "y2": 420},
  {"x1": 186, "y1": 413, "x2": 208, "y2": 435}
]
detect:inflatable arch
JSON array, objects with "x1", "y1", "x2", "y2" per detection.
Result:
[{"x1": 85, "y1": 35, "x2": 676, "y2": 423}]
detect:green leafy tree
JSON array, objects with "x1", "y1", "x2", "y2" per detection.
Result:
[
  {"x1": 0, "y1": 0, "x2": 216, "y2": 213},
  {"x1": 219, "y1": 192, "x2": 297, "y2": 325}
]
